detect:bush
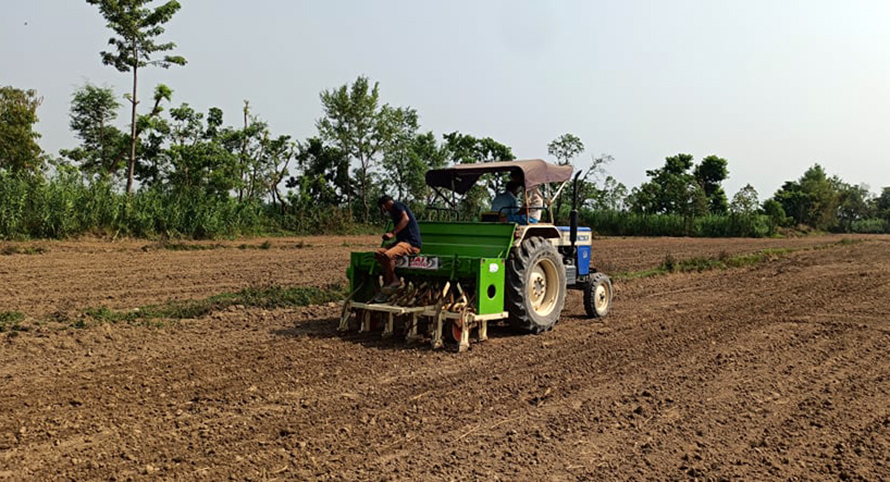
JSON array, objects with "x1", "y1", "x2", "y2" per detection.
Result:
[
  {"x1": 580, "y1": 209, "x2": 773, "y2": 238},
  {"x1": 850, "y1": 218, "x2": 890, "y2": 234},
  {"x1": 0, "y1": 173, "x2": 380, "y2": 239}
]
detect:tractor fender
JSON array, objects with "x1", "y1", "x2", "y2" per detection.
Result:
[{"x1": 512, "y1": 224, "x2": 561, "y2": 248}]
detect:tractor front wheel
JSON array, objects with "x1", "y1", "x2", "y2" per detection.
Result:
[
  {"x1": 584, "y1": 272, "x2": 613, "y2": 318},
  {"x1": 507, "y1": 236, "x2": 567, "y2": 333}
]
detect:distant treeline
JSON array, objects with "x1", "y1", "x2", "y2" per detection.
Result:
[{"x1": 2, "y1": 73, "x2": 889, "y2": 239}]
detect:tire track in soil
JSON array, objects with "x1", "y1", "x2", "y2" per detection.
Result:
[{"x1": 1, "y1": 238, "x2": 889, "y2": 480}]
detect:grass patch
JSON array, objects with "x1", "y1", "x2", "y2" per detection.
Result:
[
  {"x1": 1, "y1": 245, "x2": 47, "y2": 256},
  {"x1": 231, "y1": 284, "x2": 343, "y2": 308},
  {"x1": 161, "y1": 242, "x2": 225, "y2": 251},
  {"x1": 663, "y1": 249, "x2": 788, "y2": 273},
  {"x1": 147, "y1": 240, "x2": 282, "y2": 251},
  {"x1": 80, "y1": 284, "x2": 347, "y2": 327},
  {"x1": 0, "y1": 311, "x2": 26, "y2": 332},
  {"x1": 238, "y1": 240, "x2": 274, "y2": 250},
  {"x1": 835, "y1": 237, "x2": 862, "y2": 246},
  {"x1": 616, "y1": 239, "x2": 863, "y2": 280}
]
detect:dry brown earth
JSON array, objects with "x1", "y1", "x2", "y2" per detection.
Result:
[
  {"x1": 1, "y1": 234, "x2": 889, "y2": 480},
  {"x1": 0, "y1": 234, "x2": 866, "y2": 317}
]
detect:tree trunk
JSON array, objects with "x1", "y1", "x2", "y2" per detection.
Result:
[
  {"x1": 126, "y1": 58, "x2": 138, "y2": 196},
  {"x1": 239, "y1": 103, "x2": 248, "y2": 202},
  {"x1": 359, "y1": 157, "x2": 369, "y2": 223}
]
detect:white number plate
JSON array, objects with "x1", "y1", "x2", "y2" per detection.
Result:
[{"x1": 396, "y1": 256, "x2": 440, "y2": 270}]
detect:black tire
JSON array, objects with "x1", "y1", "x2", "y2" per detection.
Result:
[
  {"x1": 506, "y1": 236, "x2": 567, "y2": 333},
  {"x1": 584, "y1": 272, "x2": 613, "y2": 318}
]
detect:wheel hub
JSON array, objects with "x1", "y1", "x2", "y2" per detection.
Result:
[
  {"x1": 532, "y1": 274, "x2": 546, "y2": 298},
  {"x1": 528, "y1": 259, "x2": 559, "y2": 317},
  {"x1": 595, "y1": 284, "x2": 608, "y2": 311}
]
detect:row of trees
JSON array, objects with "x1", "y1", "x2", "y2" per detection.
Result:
[
  {"x1": 1, "y1": 0, "x2": 888, "y2": 238},
  {"x1": 772, "y1": 165, "x2": 890, "y2": 233},
  {"x1": 4, "y1": 68, "x2": 890, "y2": 236}
]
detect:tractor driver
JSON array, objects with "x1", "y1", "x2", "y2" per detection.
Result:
[
  {"x1": 491, "y1": 180, "x2": 522, "y2": 220},
  {"x1": 520, "y1": 187, "x2": 544, "y2": 223},
  {"x1": 376, "y1": 195, "x2": 422, "y2": 295}
]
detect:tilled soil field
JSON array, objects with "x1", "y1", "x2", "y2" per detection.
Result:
[
  {"x1": 0, "y1": 234, "x2": 865, "y2": 317},
  {"x1": 1, "y1": 234, "x2": 889, "y2": 480}
]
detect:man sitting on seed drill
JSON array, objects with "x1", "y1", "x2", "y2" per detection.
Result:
[{"x1": 375, "y1": 195, "x2": 422, "y2": 298}]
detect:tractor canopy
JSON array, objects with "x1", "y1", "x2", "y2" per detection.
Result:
[{"x1": 425, "y1": 159, "x2": 573, "y2": 195}]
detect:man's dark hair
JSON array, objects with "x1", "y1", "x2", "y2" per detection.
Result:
[
  {"x1": 506, "y1": 180, "x2": 522, "y2": 193},
  {"x1": 377, "y1": 195, "x2": 393, "y2": 207}
]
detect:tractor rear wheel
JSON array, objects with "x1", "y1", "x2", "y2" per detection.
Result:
[
  {"x1": 506, "y1": 236, "x2": 567, "y2": 333},
  {"x1": 584, "y1": 272, "x2": 613, "y2": 318}
]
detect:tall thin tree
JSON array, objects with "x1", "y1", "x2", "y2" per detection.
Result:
[{"x1": 86, "y1": 0, "x2": 187, "y2": 194}]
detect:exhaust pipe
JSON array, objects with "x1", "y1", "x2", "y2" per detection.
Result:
[{"x1": 570, "y1": 170, "x2": 581, "y2": 253}]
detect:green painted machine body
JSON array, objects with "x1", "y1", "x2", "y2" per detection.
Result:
[{"x1": 347, "y1": 221, "x2": 515, "y2": 315}]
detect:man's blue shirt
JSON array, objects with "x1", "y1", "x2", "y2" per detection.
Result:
[
  {"x1": 491, "y1": 191, "x2": 518, "y2": 215},
  {"x1": 390, "y1": 201, "x2": 422, "y2": 248}
]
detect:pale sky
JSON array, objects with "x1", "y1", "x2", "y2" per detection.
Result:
[{"x1": 3, "y1": 0, "x2": 890, "y2": 198}]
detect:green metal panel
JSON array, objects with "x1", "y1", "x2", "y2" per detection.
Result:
[
  {"x1": 476, "y1": 258, "x2": 506, "y2": 315},
  {"x1": 416, "y1": 221, "x2": 515, "y2": 259},
  {"x1": 347, "y1": 254, "x2": 378, "y2": 303},
  {"x1": 347, "y1": 221, "x2": 516, "y2": 304}
]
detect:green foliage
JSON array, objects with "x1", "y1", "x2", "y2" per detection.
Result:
[
  {"x1": 630, "y1": 153, "x2": 706, "y2": 217},
  {"x1": 287, "y1": 137, "x2": 349, "y2": 207},
  {"x1": 696, "y1": 213, "x2": 771, "y2": 238},
  {"x1": 618, "y1": 239, "x2": 861, "y2": 280},
  {"x1": 551, "y1": 154, "x2": 627, "y2": 223},
  {"x1": 0, "y1": 166, "x2": 393, "y2": 239},
  {"x1": 442, "y1": 131, "x2": 514, "y2": 166},
  {"x1": 157, "y1": 242, "x2": 225, "y2": 251},
  {"x1": 277, "y1": 203, "x2": 374, "y2": 235},
  {"x1": 86, "y1": 0, "x2": 187, "y2": 194},
  {"x1": 402, "y1": 132, "x2": 448, "y2": 205},
  {"x1": 850, "y1": 218, "x2": 890, "y2": 234},
  {"x1": 317, "y1": 76, "x2": 394, "y2": 222},
  {"x1": 82, "y1": 284, "x2": 347, "y2": 325},
  {"x1": 154, "y1": 103, "x2": 241, "y2": 195},
  {"x1": 766, "y1": 165, "x2": 883, "y2": 233},
  {"x1": 86, "y1": 0, "x2": 186, "y2": 73},
  {"x1": 833, "y1": 179, "x2": 875, "y2": 232},
  {"x1": 547, "y1": 133, "x2": 585, "y2": 165},
  {"x1": 547, "y1": 133, "x2": 585, "y2": 218},
  {"x1": 761, "y1": 199, "x2": 787, "y2": 230},
  {"x1": 0, "y1": 171, "x2": 263, "y2": 239},
  {"x1": 231, "y1": 102, "x2": 296, "y2": 208},
  {"x1": 630, "y1": 153, "x2": 730, "y2": 218},
  {"x1": 60, "y1": 83, "x2": 127, "y2": 178},
  {"x1": 0, "y1": 85, "x2": 44, "y2": 174},
  {"x1": 581, "y1": 209, "x2": 772, "y2": 237},
  {"x1": 694, "y1": 155, "x2": 730, "y2": 214},
  {"x1": 586, "y1": 175, "x2": 628, "y2": 212},
  {"x1": 877, "y1": 187, "x2": 890, "y2": 220},
  {"x1": 1, "y1": 244, "x2": 46, "y2": 255},
  {"x1": 440, "y1": 132, "x2": 514, "y2": 219},
  {"x1": 772, "y1": 164, "x2": 838, "y2": 230},
  {"x1": 618, "y1": 249, "x2": 789, "y2": 280},
  {"x1": 0, "y1": 311, "x2": 26, "y2": 332},
  {"x1": 9, "y1": 64, "x2": 885, "y2": 239},
  {"x1": 730, "y1": 184, "x2": 759, "y2": 214},
  {"x1": 383, "y1": 124, "x2": 448, "y2": 205}
]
